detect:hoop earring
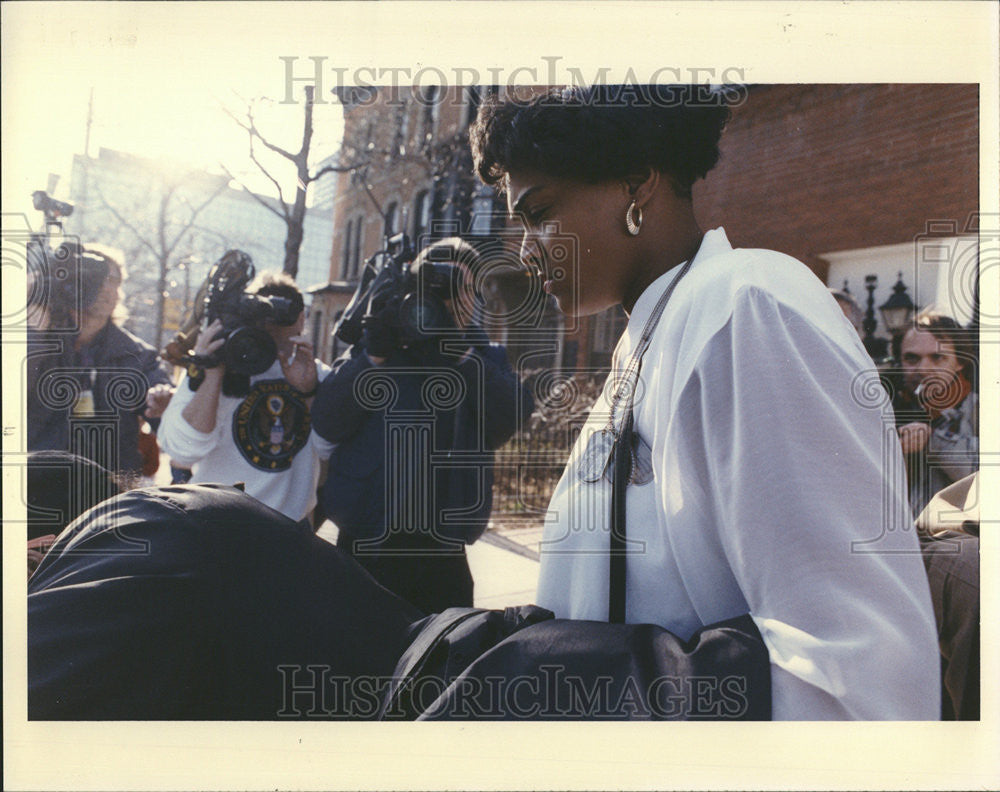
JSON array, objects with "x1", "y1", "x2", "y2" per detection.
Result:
[{"x1": 625, "y1": 200, "x2": 643, "y2": 236}]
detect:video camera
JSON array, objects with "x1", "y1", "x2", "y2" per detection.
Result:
[
  {"x1": 33, "y1": 190, "x2": 75, "y2": 227},
  {"x1": 163, "y1": 250, "x2": 298, "y2": 376},
  {"x1": 335, "y1": 232, "x2": 465, "y2": 351}
]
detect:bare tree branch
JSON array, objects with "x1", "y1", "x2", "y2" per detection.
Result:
[
  {"x1": 222, "y1": 84, "x2": 337, "y2": 276},
  {"x1": 249, "y1": 120, "x2": 298, "y2": 163},
  {"x1": 218, "y1": 162, "x2": 286, "y2": 222},
  {"x1": 92, "y1": 182, "x2": 162, "y2": 260},
  {"x1": 222, "y1": 101, "x2": 297, "y2": 163},
  {"x1": 306, "y1": 160, "x2": 358, "y2": 185},
  {"x1": 162, "y1": 179, "x2": 230, "y2": 258},
  {"x1": 249, "y1": 138, "x2": 289, "y2": 217},
  {"x1": 92, "y1": 171, "x2": 228, "y2": 350}
]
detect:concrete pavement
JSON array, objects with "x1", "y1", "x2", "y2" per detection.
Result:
[{"x1": 316, "y1": 519, "x2": 541, "y2": 609}]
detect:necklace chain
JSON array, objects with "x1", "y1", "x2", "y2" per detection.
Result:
[{"x1": 607, "y1": 252, "x2": 698, "y2": 436}]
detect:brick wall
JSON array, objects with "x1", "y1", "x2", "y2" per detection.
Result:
[
  {"x1": 695, "y1": 84, "x2": 979, "y2": 281},
  {"x1": 329, "y1": 86, "x2": 474, "y2": 282}
]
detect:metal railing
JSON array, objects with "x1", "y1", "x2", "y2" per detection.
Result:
[{"x1": 491, "y1": 369, "x2": 609, "y2": 527}]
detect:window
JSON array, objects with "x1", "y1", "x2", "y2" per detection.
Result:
[
  {"x1": 342, "y1": 216, "x2": 364, "y2": 281},
  {"x1": 391, "y1": 95, "x2": 409, "y2": 157},
  {"x1": 470, "y1": 186, "x2": 496, "y2": 236},
  {"x1": 311, "y1": 309, "x2": 322, "y2": 350},
  {"x1": 464, "y1": 86, "x2": 481, "y2": 128},
  {"x1": 589, "y1": 306, "x2": 628, "y2": 367},
  {"x1": 384, "y1": 202, "x2": 399, "y2": 238},
  {"x1": 350, "y1": 217, "x2": 363, "y2": 279},
  {"x1": 363, "y1": 119, "x2": 376, "y2": 156},
  {"x1": 412, "y1": 190, "x2": 432, "y2": 244},
  {"x1": 416, "y1": 86, "x2": 440, "y2": 149},
  {"x1": 341, "y1": 218, "x2": 354, "y2": 279}
]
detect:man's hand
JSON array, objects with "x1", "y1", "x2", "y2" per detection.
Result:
[
  {"x1": 281, "y1": 336, "x2": 318, "y2": 395},
  {"x1": 898, "y1": 422, "x2": 931, "y2": 455},
  {"x1": 194, "y1": 319, "x2": 226, "y2": 364},
  {"x1": 144, "y1": 383, "x2": 175, "y2": 419}
]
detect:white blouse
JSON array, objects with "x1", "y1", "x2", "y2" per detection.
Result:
[{"x1": 536, "y1": 228, "x2": 940, "y2": 720}]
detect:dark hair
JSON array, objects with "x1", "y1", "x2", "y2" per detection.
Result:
[
  {"x1": 34, "y1": 241, "x2": 126, "y2": 328},
  {"x1": 903, "y1": 311, "x2": 977, "y2": 383},
  {"x1": 250, "y1": 270, "x2": 304, "y2": 319},
  {"x1": 470, "y1": 85, "x2": 732, "y2": 198}
]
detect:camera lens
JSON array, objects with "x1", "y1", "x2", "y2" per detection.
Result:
[
  {"x1": 400, "y1": 293, "x2": 450, "y2": 341},
  {"x1": 224, "y1": 326, "x2": 278, "y2": 376}
]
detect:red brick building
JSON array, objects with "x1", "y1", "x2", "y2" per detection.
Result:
[
  {"x1": 309, "y1": 85, "x2": 504, "y2": 362},
  {"x1": 699, "y1": 83, "x2": 978, "y2": 315}
]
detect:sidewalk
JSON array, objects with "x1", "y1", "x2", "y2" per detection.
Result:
[{"x1": 316, "y1": 519, "x2": 542, "y2": 609}]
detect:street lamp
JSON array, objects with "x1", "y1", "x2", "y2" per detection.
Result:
[
  {"x1": 862, "y1": 274, "x2": 889, "y2": 360},
  {"x1": 879, "y1": 271, "x2": 916, "y2": 337}
]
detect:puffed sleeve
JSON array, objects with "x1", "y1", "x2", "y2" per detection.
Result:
[{"x1": 673, "y1": 285, "x2": 940, "y2": 719}]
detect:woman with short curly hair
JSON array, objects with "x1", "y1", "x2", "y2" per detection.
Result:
[{"x1": 470, "y1": 85, "x2": 940, "y2": 720}]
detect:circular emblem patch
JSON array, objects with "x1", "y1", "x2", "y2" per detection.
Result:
[{"x1": 233, "y1": 379, "x2": 311, "y2": 471}]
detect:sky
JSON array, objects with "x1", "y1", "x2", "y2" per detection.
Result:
[{"x1": 2, "y1": 3, "x2": 348, "y2": 227}]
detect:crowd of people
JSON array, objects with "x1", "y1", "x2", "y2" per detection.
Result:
[{"x1": 24, "y1": 84, "x2": 980, "y2": 721}]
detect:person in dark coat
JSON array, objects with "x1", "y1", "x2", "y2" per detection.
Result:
[
  {"x1": 26, "y1": 241, "x2": 173, "y2": 480},
  {"x1": 312, "y1": 238, "x2": 534, "y2": 613}
]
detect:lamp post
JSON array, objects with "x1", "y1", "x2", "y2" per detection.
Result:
[
  {"x1": 862, "y1": 274, "x2": 889, "y2": 361},
  {"x1": 879, "y1": 272, "x2": 916, "y2": 339}
]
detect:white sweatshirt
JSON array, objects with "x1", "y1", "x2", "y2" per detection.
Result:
[{"x1": 158, "y1": 359, "x2": 333, "y2": 522}]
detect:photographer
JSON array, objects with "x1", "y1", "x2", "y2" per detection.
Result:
[
  {"x1": 157, "y1": 270, "x2": 333, "y2": 525},
  {"x1": 312, "y1": 238, "x2": 533, "y2": 613},
  {"x1": 893, "y1": 312, "x2": 978, "y2": 519},
  {"x1": 26, "y1": 241, "x2": 172, "y2": 480}
]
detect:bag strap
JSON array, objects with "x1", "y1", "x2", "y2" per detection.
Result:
[
  {"x1": 608, "y1": 409, "x2": 633, "y2": 623},
  {"x1": 606, "y1": 238, "x2": 703, "y2": 624}
]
